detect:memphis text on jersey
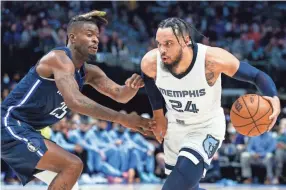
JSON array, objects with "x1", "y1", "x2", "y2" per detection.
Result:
[{"x1": 158, "y1": 88, "x2": 206, "y2": 98}]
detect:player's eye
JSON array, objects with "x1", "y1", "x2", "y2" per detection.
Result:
[
  {"x1": 166, "y1": 42, "x2": 172, "y2": 46},
  {"x1": 87, "y1": 33, "x2": 93, "y2": 37}
]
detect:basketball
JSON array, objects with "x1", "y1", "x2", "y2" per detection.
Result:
[{"x1": 230, "y1": 94, "x2": 273, "y2": 137}]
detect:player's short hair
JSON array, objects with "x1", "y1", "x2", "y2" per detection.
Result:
[
  {"x1": 158, "y1": 17, "x2": 203, "y2": 48},
  {"x1": 66, "y1": 10, "x2": 108, "y2": 44}
]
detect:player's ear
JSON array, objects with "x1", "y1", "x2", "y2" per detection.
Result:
[
  {"x1": 69, "y1": 34, "x2": 76, "y2": 44},
  {"x1": 184, "y1": 35, "x2": 190, "y2": 46}
]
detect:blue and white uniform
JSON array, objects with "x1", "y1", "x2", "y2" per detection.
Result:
[{"x1": 1, "y1": 47, "x2": 86, "y2": 185}]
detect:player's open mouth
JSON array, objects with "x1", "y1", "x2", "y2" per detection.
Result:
[
  {"x1": 89, "y1": 47, "x2": 98, "y2": 51},
  {"x1": 162, "y1": 57, "x2": 168, "y2": 61}
]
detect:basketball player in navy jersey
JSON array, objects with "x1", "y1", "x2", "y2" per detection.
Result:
[
  {"x1": 141, "y1": 18, "x2": 281, "y2": 190},
  {"x1": 1, "y1": 10, "x2": 156, "y2": 190}
]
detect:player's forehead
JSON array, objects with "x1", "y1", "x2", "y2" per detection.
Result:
[
  {"x1": 80, "y1": 22, "x2": 99, "y2": 34},
  {"x1": 156, "y1": 28, "x2": 177, "y2": 43}
]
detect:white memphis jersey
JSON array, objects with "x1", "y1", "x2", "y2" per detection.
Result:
[{"x1": 155, "y1": 43, "x2": 224, "y2": 124}]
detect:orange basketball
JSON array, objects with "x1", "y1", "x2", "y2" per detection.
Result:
[{"x1": 230, "y1": 94, "x2": 273, "y2": 137}]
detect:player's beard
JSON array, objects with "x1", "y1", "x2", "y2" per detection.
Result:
[
  {"x1": 87, "y1": 53, "x2": 97, "y2": 62},
  {"x1": 162, "y1": 48, "x2": 183, "y2": 71}
]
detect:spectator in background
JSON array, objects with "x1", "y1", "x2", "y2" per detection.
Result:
[
  {"x1": 109, "y1": 123, "x2": 137, "y2": 183},
  {"x1": 129, "y1": 128, "x2": 160, "y2": 183},
  {"x1": 2, "y1": 89, "x2": 10, "y2": 101},
  {"x1": 20, "y1": 24, "x2": 37, "y2": 48},
  {"x1": 231, "y1": 33, "x2": 253, "y2": 60},
  {"x1": 98, "y1": 34, "x2": 112, "y2": 53},
  {"x1": 273, "y1": 118, "x2": 286, "y2": 184},
  {"x1": 240, "y1": 132, "x2": 276, "y2": 184},
  {"x1": 2, "y1": 73, "x2": 11, "y2": 90},
  {"x1": 84, "y1": 120, "x2": 128, "y2": 184},
  {"x1": 52, "y1": 118, "x2": 84, "y2": 155}
]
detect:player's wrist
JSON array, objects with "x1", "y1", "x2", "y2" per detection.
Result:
[{"x1": 115, "y1": 112, "x2": 128, "y2": 125}]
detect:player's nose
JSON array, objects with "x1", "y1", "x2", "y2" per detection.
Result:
[{"x1": 92, "y1": 37, "x2": 99, "y2": 45}]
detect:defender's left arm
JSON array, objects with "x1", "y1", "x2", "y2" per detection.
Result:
[
  {"x1": 206, "y1": 47, "x2": 281, "y2": 129},
  {"x1": 85, "y1": 63, "x2": 144, "y2": 103}
]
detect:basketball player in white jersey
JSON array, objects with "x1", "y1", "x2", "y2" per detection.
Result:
[{"x1": 141, "y1": 17, "x2": 281, "y2": 190}]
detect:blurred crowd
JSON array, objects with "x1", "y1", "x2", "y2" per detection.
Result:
[
  {"x1": 2, "y1": 0, "x2": 286, "y2": 186},
  {"x1": 2, "y1": 2, "x2": 286, "y2": 72}
]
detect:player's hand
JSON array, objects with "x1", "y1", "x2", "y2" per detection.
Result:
[
  {"x1": 153, "y1": 116, "x2": 168, "y2": 144},
  {"x1": 119, "y1": 112, "x2": 156, "y2": 135},
  {"x1": 263, "y1": 96, "x2": 281, "y2": 131},
  {"x1": 125, "y1": 74, "x2": 144, "y2": 89}
]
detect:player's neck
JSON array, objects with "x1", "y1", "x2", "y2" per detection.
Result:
[
  {"x1": 67, "y1": 45, "x2": 87, "y2": 69},
  {"x1": 172, "y1": 47, "x2": 194, "y2": 74}
]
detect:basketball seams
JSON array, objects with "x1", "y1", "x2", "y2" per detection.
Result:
[
  {"x1": 233, "y1": 122, "x2": 254, "y2": 128},
  {"x1": 251, "y1": 95, "x2": 260, "y2": 118},
  {"x1": 241, "y1": 96, "x2": 261, "y2": 135},
  {"x1": 233, "y1": 107, "x2": 272, "y2": 128},
  {"x1": 247, "y1": 125, "x2": 258, "y2": 136},
  {"x1": 231, "y1": 109, "x2": 252, "y2": 119},
  {"x1": 255, "y1": 107, "x2": 272, "y2": 124},
  {"x1": 247, "y1": 124, "x2": 270, "y2": 136}
]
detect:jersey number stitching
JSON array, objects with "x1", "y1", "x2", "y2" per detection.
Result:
[
  {"x1": 49, "y1": 102, "x2": 68, "y2": 119},
  {"x1": 169, "y1": 100, "x2": 199, "y2": 113}
]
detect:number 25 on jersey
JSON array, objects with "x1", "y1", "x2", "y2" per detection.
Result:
[{"x1": 49, "y1": 102, "x2": 68, "y2": 119}]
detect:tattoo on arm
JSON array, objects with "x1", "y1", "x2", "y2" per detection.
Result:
[
  {"x1": 60, "y1": 182, "x2": 68, "y2": 190},
  {"x1": 75, "y1": 95, "x2": 120, "y2": 123},
  {"x1": 56, "y1": 71, "x2": 121, "y2": 122},
  {"x1": 205, "y1": 61, "x2": 216, "y2": 86},
  {"x1": 56, "y1": 73, "x2": 79, "y2": 91},
  {"x1": 90, "y1": 76, "x2": 120, "y2": 96}
]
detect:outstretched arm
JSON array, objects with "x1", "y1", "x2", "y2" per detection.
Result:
[
  {"x1": 141, "y1": 49, "x2": 167, "y2": 143},
  {"x1": 44, "y1": 51, "x2": 155, "y2": 133},
  {"x1": 85, "y1": 63, "x2": 143, "y2": 103},
  {"x1": 206, "y1": 47, "x2": 281, "y2": 129}
]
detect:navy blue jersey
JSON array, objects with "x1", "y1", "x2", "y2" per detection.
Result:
[{"x1": 1, "y1": 47, "x2": 86, "y2": 129}]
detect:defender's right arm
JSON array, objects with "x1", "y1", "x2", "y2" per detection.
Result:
[
  {"x1": 141, "y1": 49, "x2": 167, "y2": 143},
  {"x1": 43, "y1": 51, "x2": 155, "y2": 133}
]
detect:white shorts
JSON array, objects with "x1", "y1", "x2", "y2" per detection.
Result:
[{"x1": 164, "y1": 112, "x2": 226, "y2": 176}]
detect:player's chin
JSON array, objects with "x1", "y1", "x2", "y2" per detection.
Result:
[
  {"x1": 88, "y1": 49, "x2": 97, "y2": 55},
  {"x1": 162, "y1": 61, "x2": 172, "y2": 65}
]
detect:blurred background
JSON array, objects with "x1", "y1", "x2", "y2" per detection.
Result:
[{"x1": 1, "y1": 1, "x2": 286, "y2": 188}]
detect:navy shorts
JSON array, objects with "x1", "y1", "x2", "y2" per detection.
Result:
[{"x1": 1, "y1": 115, "x2": 48, "y2": 185}]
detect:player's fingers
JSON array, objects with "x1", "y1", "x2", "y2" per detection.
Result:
[
  {"x1": 269, "y1": 109, "x2": 278, "y2": 120},
  {"x1": 134, "y1": 127, "x2": 146, "y2": 135},
  {"x1": 125, "y1": 74, "x2": 137, "y2": 87},
  {"x1": 131, "y1": 75, "x2": 142, "y2": 88},
  {"x1": 262, "y1": 96, "x2": 275, "y2": 119},
  {"x1": 136, "y1": 78, "x2": 144, "y2": 88},
  {"x1": 141, "y1": 118, "x2": 156, "y2": 130},
  {"x1": 143, "y1": 130, "x2": 156, "y2": 138},
  {"x1": 267, "y1": 116, "x2": 277, "y2": 131},
  {"x1": 138, "y1": 81, "x2": 144, "y2": 88},
  {"x1": 125, "y1": 78, "x2": 131, "y2": 86}
]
